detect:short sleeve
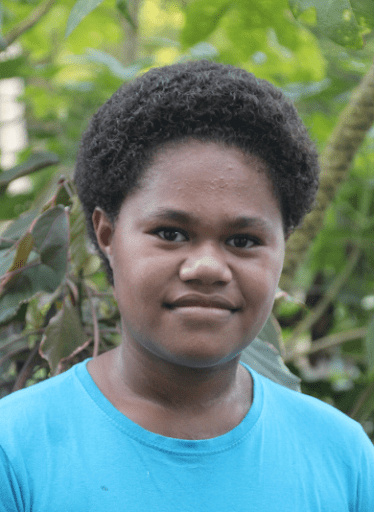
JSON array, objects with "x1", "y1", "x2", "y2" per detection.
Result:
[
  {"x1": 356, "y1": 427, "x2": 374, "y2": 511},
  {"x1": 0, "y1": 446, "x2": 23, "y2": 512}
]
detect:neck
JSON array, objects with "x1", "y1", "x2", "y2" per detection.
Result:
[
  {"x1": 88, "y1": 340, "x2": 253, "y2": 439},
  {"x1": 117, "y1": 340, "x2": 244, "y2": 410}
]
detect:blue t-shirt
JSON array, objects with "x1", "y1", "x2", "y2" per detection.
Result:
[{"x1": 1, "y1": 360, "x2": 373, "y2": 511}]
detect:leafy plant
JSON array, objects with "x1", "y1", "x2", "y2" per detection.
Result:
[{"x1": 1, "y1": 0, "x2": 374, "y2": 441}]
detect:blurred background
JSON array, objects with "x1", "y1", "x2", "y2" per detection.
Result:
[{"x1": 0, "y1": 0, "x2": 374, "y2": 441}]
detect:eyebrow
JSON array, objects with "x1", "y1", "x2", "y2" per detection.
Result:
[{"x1": 148, "y1": 208, "x2": 271, "y2": 231}]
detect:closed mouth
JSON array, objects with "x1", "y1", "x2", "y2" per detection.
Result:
[{"x1": 164, "y1": 295, "x2": 239, "y2": 312}]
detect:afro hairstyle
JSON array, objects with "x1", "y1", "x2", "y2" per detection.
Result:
[{"x1": 74, "y1": 59, "x2": 319, "y2": 284}]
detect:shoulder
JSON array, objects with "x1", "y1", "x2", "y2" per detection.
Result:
[
  {"x1": 0, "y1": 363, "x2": 85, "y2": 448},
  {"x1": 0, "y1": 363, "x2": 77, "y2": 412},
  {"x1": 249, "y1": 368, "x2": 374, "y2": 510},
  {"x1": 250, "y1": 367, "x2": 371, "y2": 447}
]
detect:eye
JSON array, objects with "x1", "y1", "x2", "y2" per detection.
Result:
[
  {"x1": 226, "y1": 235, "x2": 258, "y2": 249},
  {"x1": 156, "y1": 228, "x2": 188, "y2": 242}
]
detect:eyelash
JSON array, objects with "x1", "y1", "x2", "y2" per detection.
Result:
[
  {"x1": 154, "y1": 228, "x2": 260, "y2": 249},
  {"x1": 155, "y1": 228, "x2": 188, "y2": 243}
]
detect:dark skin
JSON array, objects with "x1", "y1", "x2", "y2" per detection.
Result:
[
  {"x1": 88, "y1": 346, "x2": 252, "y2": 440},
  {"x1": 88, "y1": 140, "x2": 286, "y2": 439}
]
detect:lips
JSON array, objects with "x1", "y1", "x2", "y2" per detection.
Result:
[{"x1": 165, "y1": 294, "x2": 239, "y2": 311}]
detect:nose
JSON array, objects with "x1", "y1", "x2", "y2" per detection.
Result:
[{"x1": 179, "y1": 244, "x2": 232, "y2": 285}]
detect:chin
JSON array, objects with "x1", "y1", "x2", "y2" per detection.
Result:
[{"x1": 165, "y1": 348, "x2": 242, "y2": 370}]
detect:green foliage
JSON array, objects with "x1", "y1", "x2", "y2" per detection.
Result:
[
  {"x1": 116, "y1": 0, "x2": 137, "y2": 29},
  {"x1": 242, "y1": 315, "x2": 301, "y2": 392},
  {"x1": 83, "y1": 48, "x2": 145, "y2": 79},
  {"x1": 65, "y1": 0, "x2": 106, "y2": 37},
  {"x1": 289, "y1": 0, "x2": 374, "y2": 49},
  {"x1": 0, "y1": 55, "x2": 26, "y2": 79},
  {"x1": 242, "y1": 338, "x2": 301, "y2": 392},
  {"x1": 181, "y1": 0, "x2": 232, "y2": 48},
  {"x1": 0, "y1": 0, "x2": 374, "y2": 440},
  {"x1": 365, "y1": 315, "x2": 374, "y2": 377},
  {"x1": 39, "y1": 295, "x2": 87, "y2": 374},
  {"x1": 0, "y1": 205, "x2": 69, "y2": 324}
]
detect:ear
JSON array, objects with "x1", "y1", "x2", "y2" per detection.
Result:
[{"x1": 92, "y1": 208, "x2": 114, "y2": 260}]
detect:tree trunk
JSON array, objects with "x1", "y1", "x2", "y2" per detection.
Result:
[{"x1": 280, "y1": 59, "x2": 374, "y2": 291}]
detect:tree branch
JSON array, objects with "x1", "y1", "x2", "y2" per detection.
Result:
[
  {"x1": 3, "y1": 0, "x2": 56, "y2": 49},
  {"x1": 285, "y1": 326, "x2": 367, "y2": 362},
  {"x1": 349, "y1": 380, "x2": 374, "y2": 421},
  {"x1": 86, "y1": 285, "x2": 100, "y2": 357},
  {"x1": 285, "y1": 246, "x2": 361, "y2": 352},
  {"x1": 0, "y1": 329, "x2": 43, "y2": 353},
  {"x1": 12, "y1": 339, "x2": 42, "y2": 392},
  {"x1": 0, "y1": 345, "x2": 29, "y2": 369}
]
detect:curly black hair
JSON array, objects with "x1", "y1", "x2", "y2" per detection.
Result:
[{"x1": 74, "y1": 60, "x2": 319, "y2": 283}]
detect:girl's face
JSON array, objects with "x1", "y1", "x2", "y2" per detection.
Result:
[{"x1": 94, "y1": 139, "x2": 285, "y2": 369}]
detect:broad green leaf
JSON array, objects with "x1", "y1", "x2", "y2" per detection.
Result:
[
  {"x1": 0, "y1": 286, "x2": 28, "y2": 326},
  {"x1": 32, "y1": 206, "x2": 69, "y2": 284},
  {"x1": 32, "y1": 206, "x2": 66, "y2": 251},
  {"x1": 65, "y1": 0, "x2": 106, "y2": 38},
  {"x1": 0, "y1": 240, "x2": 15, "y2": 250},
  {"x1": 189, "y1": 42, "x2": 218, "y2": 59},
  {"x1": 55, "y1": 184, "x2": 73, "y2": 209},
  {"x1": 241, "y1": 338, "x2": 301, "y2": 392},
  {"x1": 364, "y1": 314, "x2": 374, "y2": 376},
  {"x1": 2, "y1": 210, "x2": 39, "y2": 240},
  {"x1": 0, "y1": 206, "x2": 69, "y2": 322},
  {"x1": 0, "y1": 247, "x2": 16, "y2": 279},
  {"x1": 85, "y1": 48, "x2": 141, "y2": 80},
  {"x1": 8, "y1": 232, "x2": 34, "y2": 273},
  {"x1": 0, "y1": 193, "x2": 36, "y2": 220},
  {"x1": 39, "y1": 297, "x2": 86, "y2": 374},
  {"x1": 181, "y1": 0, "x2": 232, "y2": 48},
  {"x1": 289, "y1": 0, "x2": 369, "y2": 49},
  {"x1": 0, "y1": 262, "x2": 62, "y2": 318},
  {"x1": 282, "y1": 79, "x2": 331, "y2": 101},
  {"x1": 351, "y1": 0, "x2": 374, "y2": 28},
  {"x1": 69, "y1": 197, "x2": 100, "y2": 276},
  {"x1": 217, "y1": 0, "x2": 313, "y2": 65},
  {"x1": 0, "y1": 152, "x2": 59, "y2": 190}
]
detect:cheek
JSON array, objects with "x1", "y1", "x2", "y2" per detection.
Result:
[
  {"x1": 239, "y1": 262, "x2": 281, "y2": 338},
  {"x1": 112, "y1": 250, "x2": 166, "y2": 311},
  {"x1": 242, "y1": 256, "x2": 283, "y2": 306}
]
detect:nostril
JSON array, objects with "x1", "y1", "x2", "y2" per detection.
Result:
[{"x1": 179, "y1": 255, "x2": 232, "y2": 284}]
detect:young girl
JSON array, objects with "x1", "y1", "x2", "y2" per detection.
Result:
[{"x1": 1, "y1": 60, "x2": 373, "y2": 511}]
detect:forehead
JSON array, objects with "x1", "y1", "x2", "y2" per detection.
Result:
[
  {"x1": 119, "y1": 139, "x2": 283, "y2": 233},
  {"x1": 142, "y1": 139, "x2": 272, "y2": 193}
]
